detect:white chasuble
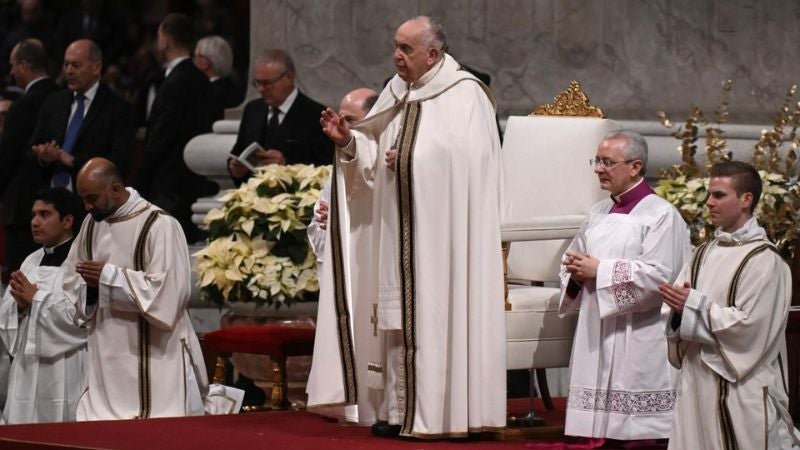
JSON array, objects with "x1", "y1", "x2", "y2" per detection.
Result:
[
  {"x1": 667, "y1": 218, "x2": 800, "y2": 450},
  {"x1": 62, "y1": 189, "x2": 209, "y2": 420},
  {"x1": 0, "y1": 247, "x2": 87, "y2": 423},
  {"x1": 307, "y1": 54, "x2": 507, "y2": 438},
  {"x1": 559, "y1": 194, "x2": 691, "y2": 440}
]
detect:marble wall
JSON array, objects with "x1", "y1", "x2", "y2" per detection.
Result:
[{"x1": 249, "y1": 0, "x2": 800, "y2": 124}]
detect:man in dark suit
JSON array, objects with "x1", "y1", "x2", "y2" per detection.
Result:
[
  {"x1": 0, "y1": 39, "x2": 57, "y2": 273},
  {"x1": 135, "y1": 13, "x2": 214, "y2": 242},
  {"x1": 193, "y1": 35, "x2": 243, "y2": 121},
  {"x1": 30, "y1": 39, "x2": 134, "y2": 189},
  {"x1": 228, "y1": 49, "x2": 332, "y2": 185}
]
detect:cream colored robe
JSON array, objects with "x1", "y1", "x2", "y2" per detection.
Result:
[
  {"x1": 560, "y1": 194, "x2": 691, "y2": 439},
  {"x1": 0, "y1": 245, "x2": 87, "y2": 423},
  {"x1": 667, "y1": 218, "x2": 800, "y2": 450},
  {"x1": 307, "y1": 54, "x2": 506, "y2": 438},
  {"x1": 62, "y1": 189, "x2": 209, "y2": 420}
]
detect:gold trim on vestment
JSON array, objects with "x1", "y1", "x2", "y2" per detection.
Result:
[
  {"x1": 106, "y1": 203, "x2": 152, "y2": 223},
  {"x1": 395, "y1": 101, "x2": 422, "y2": 435},
  {"x1": 329, "y1": 161, "x2": 358, "y2": 404},
  {"x1": 84, "y1": 219, "x2": 95, "y2": 259},
  {"x1": 717, "y1": 376, "x2": 737, "y2": 450},
  {"x1": 137, "y1": 316, "x2": 151, "y2": 418},
  {"x1": 133, "y1": 211, "x2": 162, "y2": 419},
  {"x1": 306, "y1": 401, "x2": 349, "y2": 410},
  {"x1": 367, "y1": 363, "x2": 383, "y2": 373}
]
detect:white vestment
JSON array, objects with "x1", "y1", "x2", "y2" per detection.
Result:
[
  {"x1": 307, "y1": 54, "x2": 507, "y2": 438},
  {"x1": 560, "y1": 192, "x2": 690, "y2": 439},
  {"x1": 62, "y1": 189, "x2": 210, "y2": 420},
  {"x1": 0, "y1": 244, "x2": 87, "y2": 423},
  {"x1": 667, "y1": 218, "x2": 800, "y2": 450}
]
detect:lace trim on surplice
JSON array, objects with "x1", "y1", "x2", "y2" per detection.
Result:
[{"x1": 567, "y1": 387, "x2": 677, "y2": 416}]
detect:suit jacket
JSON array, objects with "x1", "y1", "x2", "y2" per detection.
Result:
[
  {"x1": 30, "y1": 81, "x2": 135, "y2": 186},
  {"x1": 230, "y1": 91, "x2": 332, "y2": 184},
  {"x1": 136, "y1": 58, "x2": 213, "y2": 209},
  {"x1": 0, "y1": 78, "x2": 58, "y2": 227},
  {"x1": 209, "y1": 76, "x2": 243, "y2": 121}
]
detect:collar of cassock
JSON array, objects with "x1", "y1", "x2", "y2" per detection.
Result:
[
  {"x1": 609, "y1": 178, "x2": 653, "y2": 214},
  {"x1": 714, "y1": 216, "x2": 767, "y2": 246},
  {"x1": 105, "y1": 188, "x2": 150, "y2": 223},
  {"x1": 41, "y1": 237, "x2": 74, "y2": 267}
]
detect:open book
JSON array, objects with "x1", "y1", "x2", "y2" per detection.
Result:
[{"x1": 229, "y1": 142, "x2": 263, "y2": 171}]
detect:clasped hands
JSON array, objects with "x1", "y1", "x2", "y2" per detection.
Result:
[
  {"x1": 563, "y1": 250, "x2": 599, "y2": 283},
  {"x1": 32, "y1": 140, "x2": 74, "y2": 168},
  {"x1": 9, "y1": 271, "x2": 37, "y2": 310},
  {"x1": 659, "y1": 281, "x2": 691, "y2": 314},
  {"x1": 319, "y1": 108, "x2": 397, "y2": 171},
  {"x1": 76, "y1": 260, "x2": 105, "y2": 288}
]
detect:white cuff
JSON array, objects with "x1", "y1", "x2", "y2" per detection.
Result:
[
  {"x1": 679, "y1": 289, "x2": 715, "y2": 345},
  {"x1": 337, "y1": 135, "x2": 356, "y2": 160},
  {"x1": 101, "y1": 265, "x2": 140, "y2": 313},
  {"x1": 32, "y1": 289, "x2": 48, "y2": 304}
]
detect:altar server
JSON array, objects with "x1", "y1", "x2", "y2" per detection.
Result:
[
  {"x1": 661, "y1": 161, "x2": 800, "y2": 449},
  {"x1": 0, "y1": 187, "x2": 87, "y2": 423},
  {"x1": 560, "y1": 131, "x2": 691, "y2": 443}
]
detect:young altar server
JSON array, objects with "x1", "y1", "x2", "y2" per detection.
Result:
[
  {"x1": 0, "y1": 187, "x2": 87, "y2": 423},
  {"x1": 660, "y1": 161, "x2": 800, "y2": 449}
]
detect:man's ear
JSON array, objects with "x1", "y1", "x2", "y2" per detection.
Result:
[
  {"x1": 427, "y1": 48, "x2": 440, "y2": 67},
  {"x1": 62, "y1": 214, "x2": 74, "y2": 233},
  {"x1": 740, "y1": 192, "x2": 753, "y2": 211}
]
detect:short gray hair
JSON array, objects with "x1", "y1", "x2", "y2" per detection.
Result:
[
  {"x1": 605, "y1": 130, "x2": 648, "y2": 176},
  {"x1": 196, "y1": 35, "x2": 233, "y2": 77},
  {"x1": 414, "y1": 16, "x2": 447, "y2": 58},
  {"x1": 254, "y1": 49, "x2": 295, "y2": 75}
]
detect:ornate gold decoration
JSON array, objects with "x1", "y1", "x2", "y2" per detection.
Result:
[
  {"x1": 657, "y1": 80, "x2": 734, "y2": 178},
  {"x1": 531, "y1": 80, "x2": 605, "y2": 118},
  {"x1": 752, "y1": 85, "x2": 800, "y2": 174}
]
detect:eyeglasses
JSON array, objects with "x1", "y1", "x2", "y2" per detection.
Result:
[
  {"x1": 252, "y1": 71, "x2": 288, "y2": 88},
  {"x1": 589, "y1": 158, "x2": 638, "y2": 170}
]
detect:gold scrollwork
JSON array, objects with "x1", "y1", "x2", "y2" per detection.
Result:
[{"x1": 531, "y1": 80, "x2": 605, "y2": 118}]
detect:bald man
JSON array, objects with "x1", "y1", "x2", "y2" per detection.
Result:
[
  {"x1": 29, "y1": 39, "x2": 134, "y2": 190},
  {"x1": 307, "y1": 87, "x2": 378, "y2": 259},
  {"x1": 316, "y1": 17, "x2": 506, "y2": 438},
  {"x1": 61, "y1": 158, "x2": 209, "y2": 420}
]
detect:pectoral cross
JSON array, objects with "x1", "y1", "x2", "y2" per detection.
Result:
[{"x1": 370, "y1": 304, "x2": 378, "y2": 337}]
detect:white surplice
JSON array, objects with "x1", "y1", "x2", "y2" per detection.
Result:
[
  {"x1": 307, "y1": 54, "x2": 506, "y2": 438},
  {"x1": 62, "y1": 188, "x2": 210, "y2": 420},
  {"x1": 0, "y1": 245, "x2": 87, "y2": 423},
  {"x1": 559, "y1": 194, "x2": 691, "y2": 439},
  {"x1": 667, "y1": 218, "x2": 800, "y2": 449}
]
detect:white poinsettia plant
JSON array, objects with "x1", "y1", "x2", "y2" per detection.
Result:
[
  {"x1": 194, "y1": 164, "x2": 330, "y2": 308},
  {"x1": 655, "y1": 171, "x2": 800, "y2": 258}
]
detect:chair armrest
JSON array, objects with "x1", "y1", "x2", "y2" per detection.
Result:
[{"x1": 501, "y1": 214, "x2": 585, "y2": 242}]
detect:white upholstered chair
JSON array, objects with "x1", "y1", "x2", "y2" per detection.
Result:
[{"x1": 501, "y1": 84, "x2": 620, "y2": 423}]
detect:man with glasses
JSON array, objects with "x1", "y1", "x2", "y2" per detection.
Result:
[
  {"x1": 227, "y1": 49, "x2": 332, "y2": 185},
  {"x1": 559, "y1": 130, "x2": 691, "y2": 446}
]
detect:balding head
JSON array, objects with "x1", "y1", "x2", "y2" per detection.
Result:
[
  {"x1": 393, "y1": 16, "x2": 447, "y2": 82},
  {"x1": 63, "y1": 39, "x2": 102, "y2": 94},
  {"x1": 338, "y1": 88, "x2": 378, "y2": 124},
  {"x1": 76, "y1": 158, "x2": 128, "y2": 222}
]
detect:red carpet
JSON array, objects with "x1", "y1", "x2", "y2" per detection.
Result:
[{"x1": 0, "y1": 398, "x2": 566, "y2": 450}]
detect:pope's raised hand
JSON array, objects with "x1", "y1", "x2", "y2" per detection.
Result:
[{"x1": 320, "y1": 108, "x2": 351, "y2": 147}]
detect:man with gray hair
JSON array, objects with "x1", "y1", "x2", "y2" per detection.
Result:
[
  {"x1": 228, "y1": 49, "x2": 331, "y2": 185},
  {"x1": 193, "y1": 35, "x2": 242, "y2": 120},
  {"x1": 559, "y1": 130, "x2": 691, "y2": 445},
  {"x1": 316, "y1": 16, "x2": 506, "y2": 438}
]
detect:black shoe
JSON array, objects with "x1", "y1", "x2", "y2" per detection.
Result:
[{"x1": 370, "y1": 421, "x2": 402, "y2": 437}]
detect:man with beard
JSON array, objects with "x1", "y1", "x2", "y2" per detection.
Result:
[{"x1": 62, "y1": 157, "x2": 209, "y2": 419}]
